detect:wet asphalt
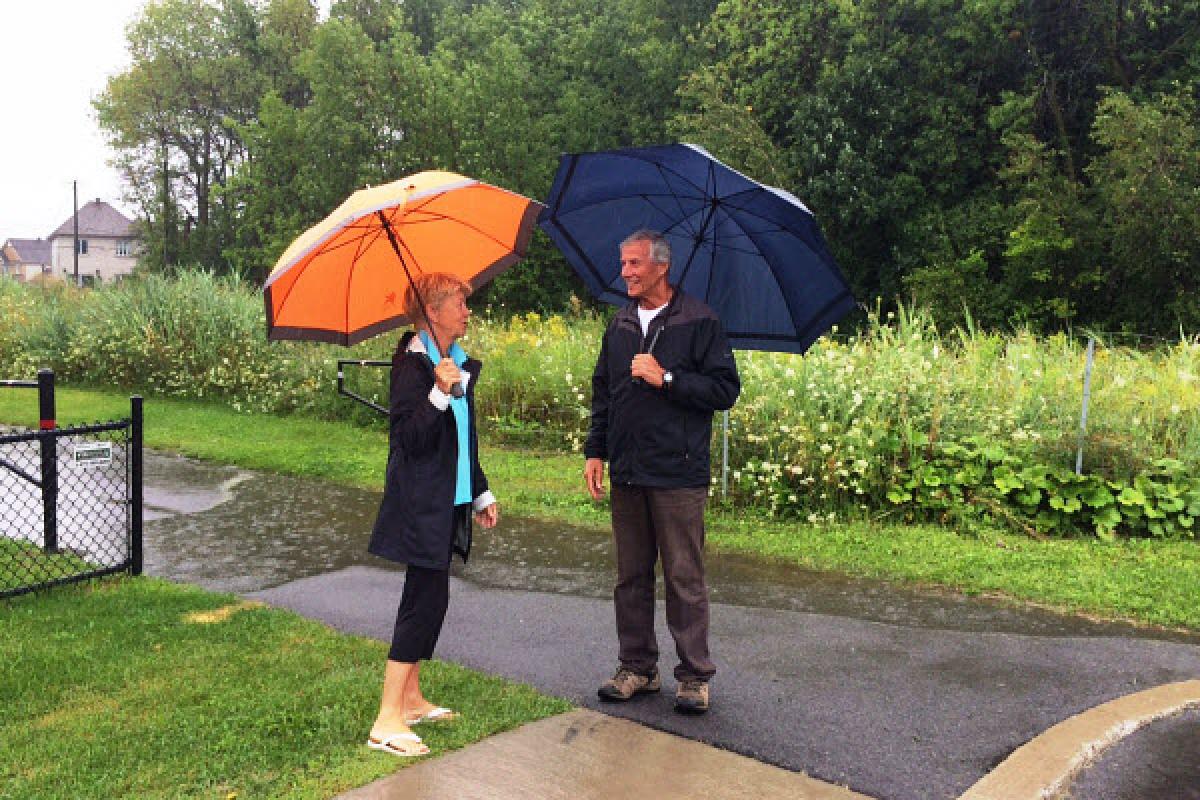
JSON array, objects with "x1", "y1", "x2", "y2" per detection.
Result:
[
  {"x1": 1062, "y1": 707, "x2": 1200, "y2": 800},
  {"x1": 139, "y1": 452, "x2": 1200, "y2": 800}
]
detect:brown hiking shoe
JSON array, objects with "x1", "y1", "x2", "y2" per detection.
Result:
[
  {"x1": 597, "y1": 667, "x2": 661, "y2": 701},
  {"x1": 674, "y1": 680, "x2": 710, "y2": 714}
]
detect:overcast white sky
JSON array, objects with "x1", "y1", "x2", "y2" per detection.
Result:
[{"x1": 0, "y1": 1, "x2": 331, "y2": 240}]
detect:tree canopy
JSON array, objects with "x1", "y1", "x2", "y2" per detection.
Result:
[{"x1": 97, "y1": 0, "x2": 1200, "y2": 333}]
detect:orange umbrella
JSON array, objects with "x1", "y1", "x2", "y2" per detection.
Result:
[{"x1": 264, "y1": 171, "x2": 543, "y2": 346}]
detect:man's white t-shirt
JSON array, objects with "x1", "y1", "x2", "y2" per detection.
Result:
[{"x1": 637, "y1": 302, "x2": 668, "y2": 337}]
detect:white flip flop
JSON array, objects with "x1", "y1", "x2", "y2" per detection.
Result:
[
  {"x1": 406, "y1": 706, "x2": 459, "y2": 725},
  {"x1": 366, "y1": 731, "x2": 429, "y2": 757}
]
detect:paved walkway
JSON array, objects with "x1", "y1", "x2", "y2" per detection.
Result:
[
  {"x1": 248, "y1": 565, "x2": 1200, "y2": 800},
  {"x1": 132, "y1": 452, "x2": 1200, "y2": 799}
]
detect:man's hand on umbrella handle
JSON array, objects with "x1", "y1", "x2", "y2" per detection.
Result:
[
  {"x1": 434, "y1": 358, "x2": 462, "y2": 395},
  {"x1": 631, "y1": 354, "x2": 665, "y2": 388},
  {"x1": 584, "y1": 458, "x2": 606, "y2": 501},
  {"x1": 474, "y1": 502, "x2": 499, "y2": 529}
]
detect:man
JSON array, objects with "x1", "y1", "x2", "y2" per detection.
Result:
[{"x1": 584, "y1": 229, "x2": 740, "y2": 714}]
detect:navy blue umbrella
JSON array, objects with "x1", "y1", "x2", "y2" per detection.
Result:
[{"x1": 538, "y1": 143, "x2": 855, "y2": 354}]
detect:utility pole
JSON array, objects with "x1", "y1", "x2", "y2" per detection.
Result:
[{"x1": 72, "y1": 180, "x2": 80, "y2": 287}]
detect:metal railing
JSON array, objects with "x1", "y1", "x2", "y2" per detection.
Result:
[{"x1": 337, "y1": 359, "x2": 391, "y2": 416}]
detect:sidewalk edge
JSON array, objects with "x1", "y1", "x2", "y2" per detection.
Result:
[{"x1": 958, "y1": 679, "x2": 1200, "y2": 800}]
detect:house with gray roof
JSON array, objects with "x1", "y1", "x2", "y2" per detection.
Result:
[
  {"x1": 45, "y1": 199, "x2": 140, "y2": 284},
  {"x1": 1, "y1": 238, "x2": 52, "y2": 283}
]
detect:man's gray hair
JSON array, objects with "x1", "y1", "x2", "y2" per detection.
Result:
[{"x1": 621, "y1": 229, "x2": 671, "y2": 266}]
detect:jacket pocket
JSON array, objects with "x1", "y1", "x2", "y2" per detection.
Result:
[{"x1": 637, "y1": 408, "x2": 687, "y2": 465}]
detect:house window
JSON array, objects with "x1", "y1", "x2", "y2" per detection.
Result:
[
  {"x1": 76, "y1": 239, "x2": 88, "y2": 255},
  {"x1": 116, "y1": 240, "x2": 131, "y2": 257}
]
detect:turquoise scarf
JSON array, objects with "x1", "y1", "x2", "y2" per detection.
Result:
[{"x1": 419, "y1": 330, "x2": 472, "y2": 505}]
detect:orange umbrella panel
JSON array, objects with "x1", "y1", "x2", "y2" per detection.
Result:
[{"x1": 264, "y1": 172, "x2": 543, "y2": 345}]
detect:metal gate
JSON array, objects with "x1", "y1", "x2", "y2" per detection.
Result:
[{"x1": 1, "y1": 370, "x2": 143, "y2": 598}]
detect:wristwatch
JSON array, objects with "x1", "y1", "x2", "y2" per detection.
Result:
[{"x1": 661, "y1": 370, "x2": 674, "y2": 389}]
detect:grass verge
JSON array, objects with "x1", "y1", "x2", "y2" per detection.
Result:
[
  {"x1": 0, "y1": 539, "x2": 94, "y2": 595},
  {"x1": 0, "y1": 577, "x2": 570, "y2": 800},
  {"x1": 1, "y1": 387, "x2": 1198, "y2": 630}
]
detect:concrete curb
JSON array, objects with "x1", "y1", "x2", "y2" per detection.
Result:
[{"x1": 958, "y1": 679, "x2": 1200, "y2": 800}]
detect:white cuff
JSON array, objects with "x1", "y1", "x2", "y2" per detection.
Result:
[
  {"x1": 472, "y1": 490, "x2": 496, "y2": 512},
  {"x1": 428, "y1": 386, "x2": 450, "y2": 411}
]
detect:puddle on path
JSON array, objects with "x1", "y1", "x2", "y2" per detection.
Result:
[{"x1": 143, "y1": 451, "x2": 1200, "y2": 643}]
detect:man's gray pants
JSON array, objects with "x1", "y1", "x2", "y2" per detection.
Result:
[{"x1": 610, "y1": 484, "x2": 715, "y2": 683}]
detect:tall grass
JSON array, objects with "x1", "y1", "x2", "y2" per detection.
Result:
[{"x1": 3, "y1": 274, "x2": 1198, "y2": 528}]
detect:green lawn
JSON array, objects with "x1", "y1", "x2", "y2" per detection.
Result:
[
  {"x1": 0, "y1": 539, "x2": 94, "y2": 595},
  {"x1": 2, "y1": 386, "x2": 1198, "y2": 631},
  {"x1": 0, "y1": 577, "x2": 570, "y2": 800}
]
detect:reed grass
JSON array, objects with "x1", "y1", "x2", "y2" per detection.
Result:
[{"x1": 3, "y1": 274, "x2": 1197, "y2": 527}]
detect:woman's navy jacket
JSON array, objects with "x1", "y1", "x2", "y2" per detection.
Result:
[{"x1": 369, "y1": 331, "x2": 487, "y2": 569}]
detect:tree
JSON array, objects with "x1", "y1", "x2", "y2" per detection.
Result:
[
  {"x1": 95, "y1": 0, "x2": 269, "y2": 271},
  {"x1": 1088, "y1": 87, "x2": 1200, "y2": 332}
]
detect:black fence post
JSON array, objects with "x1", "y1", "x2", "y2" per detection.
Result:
[
  {"x1": 130, "y1": 395, "x2": 143, "y2": 576},
  {"x1": 37, "y1": 369, "x2": 58, "y2": 555}
]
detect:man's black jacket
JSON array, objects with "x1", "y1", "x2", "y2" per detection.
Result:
[{"x1": 585, "y1": 290, "x2": 740, "y2": 488}]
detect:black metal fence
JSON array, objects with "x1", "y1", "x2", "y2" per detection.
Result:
[{"x1": 1, "y1": 370, "x2": 143, "y2": 599}]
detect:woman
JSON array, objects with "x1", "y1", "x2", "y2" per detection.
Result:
[{"x1": 366, "y1": 272, "x2": 499, "y2": 757}]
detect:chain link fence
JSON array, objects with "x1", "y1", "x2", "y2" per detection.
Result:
[{"x1": 1, "y1": 371, "x2": 142, "y2": 599}]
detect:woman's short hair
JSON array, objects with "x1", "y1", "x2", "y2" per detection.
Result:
[{"x1": 406, "y1": 272, "x2": 473, "y2": 323}]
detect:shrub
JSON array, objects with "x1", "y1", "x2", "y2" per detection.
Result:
[{"x1": 2, "y1": 274, "x2": 1197, "y2": 538}]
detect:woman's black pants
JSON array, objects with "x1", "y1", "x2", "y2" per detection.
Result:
[{"x1": 389, "y1": 563, "x2": 451, "y2": 663}]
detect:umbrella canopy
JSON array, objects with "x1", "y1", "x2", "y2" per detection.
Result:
[
  {"x1": 538, "y1": 143, "x2": 854, "y2": 354},
  {"x1": 265, "y1": 171, "x2": 543, "y2": 345}
]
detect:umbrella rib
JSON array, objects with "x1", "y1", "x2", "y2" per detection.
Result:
[
  {"x1": 714, "y1": 192, "x2": 812, "y2": 236},
  {"x1": 674, "y1": 161, "x2": 722, "y2": 289},
  {"x1": 294, "y1": 223, "x2": 387, "y2": 259},
  {"x1": 402, "y1": 193, "x2": 533, "y2": 254},
  {"x1": 705, "y1": 162, "x2": 718, "y2": 304},
  {"x1": 644, "y1": 156, "x2": 719, "y2": 207},
  {"x1": 654, "y1": 163, "x2": 702, "y2": 239},
  {"x1": 711, "y1": 204, "x2": 807, "y2": 338},
  {"x1": 401, "y1": 210, "x2": 520, "y2": 253},
  {"x1": 344, "y1": 218, "x2": 388, "y2": 334},
  {"x1": 552, "y1": 189, "x2": 707, "y2": 224},
  {"x1": 270, "y1": 223, "x2": 379, "y2": 333},
  {"x1": 389, "y1": 206, "x2": 429, "y2": 284},
  {"x1": 639, "y1": 193, "x2": 704, "y2": 240}
]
